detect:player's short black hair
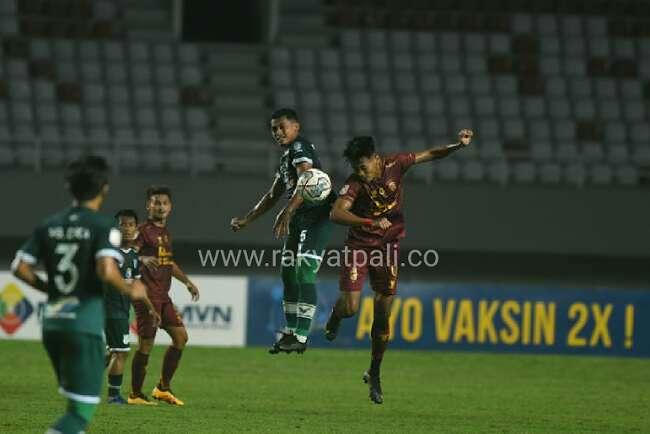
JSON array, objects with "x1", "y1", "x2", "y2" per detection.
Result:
[
  {"x1": 270, "y1": 107, "x2": 299, "y2": 122},
  {"x1": 146, "y1": 185, "x2": 172, "y2": 201},
  {"x1": 64, "y1": 155, "x2": 109, "y2": 201},
  {"x1": 114, "y1": 209, "x2": 138, "y2": 223},
  {"x1": 343, "y1": 136, "x2": 377, "y2": 166}
]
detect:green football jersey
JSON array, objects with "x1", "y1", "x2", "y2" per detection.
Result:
[
  {"x1": 15, "y1": 206, "x2": 123, "y2": 337},
  {"x1": 275, "y1": 136, "x2": 334, "y2": 216},
  {"x1": 104, "y1": 248, "x2": 139, "y2": 319}
]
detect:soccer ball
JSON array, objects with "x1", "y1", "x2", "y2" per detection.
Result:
[{"x1": 297, "y1": 168, "x2": 332, "y2": 203}]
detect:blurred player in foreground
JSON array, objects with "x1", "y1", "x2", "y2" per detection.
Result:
[
  {"x1": 12, "y1": 156, "x2": 149, "y2": 433},
  {"x1": 327, "y1": 130, "x2": 474, "y2": 404}
]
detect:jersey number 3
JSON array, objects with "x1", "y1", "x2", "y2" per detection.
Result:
[{"x1": 54, "y1": 243, "x2": 79, "y2": 294}]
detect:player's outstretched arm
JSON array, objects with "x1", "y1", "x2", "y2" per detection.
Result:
[
  {"x1": 273, "y1": 161, "x2": 311, "y2": 238},
  {"x1": 172, "y1": 261, "x2": 200, "y2": 301},
  {"x1": 330, "y1": 197, "x2": 392, "y2": 230},
  {"x1": 11, "y1": 260, "x2": 47, "y2": 293},
  {"x1": 413, "y1": 129, "x2": 474, "y2": 164},
  {"x1": 231, "y1": 175, "x2": 286, "y2": 232}
]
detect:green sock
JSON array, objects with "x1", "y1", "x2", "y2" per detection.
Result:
[
  {"x1": 295, "y1": 256, "x2": 320, "y2": 340},
  {"x1": 51, "y1": 399, "x2": 96, "y2": 434},
  {"x1": 281, "y1": 264, "x2": 299, "y2": 332},
  {"x1": 108, "y1": 374, "x2": 122, "y2": 397}
]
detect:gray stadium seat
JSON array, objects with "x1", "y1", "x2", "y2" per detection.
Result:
[
  {"x1": 54, "y1": 40, "x2": 76, "y2": 61},
  {"x1": 513, "y1": 161, "x2": 537, "y2": 183},
  {"x1": 555, "y1": 143, "x2": 580, "y2": 162},
  {"x1": 565, "y1": 163, "x2": 586, "y2": 187},
  {"x1": 324, "y1": 92, "x2": 346, "y2": 111},
  {"x1": 486, "y1": 160, "x2": 509, "y2": 184},
  {"x1": 57, "y1": 62, "x2": 79, "y2": 81},
  {"x1": 79, "y1": 41, "x2": 101, "y2": 61},
  {"x1": 10, "y1": 80, "x2": 31, "y2": 100},
  {"x1": 36, "y1": 104, "x2": 57, "y2": 124},
  {"x1": 85, "y1": 105, "x2": 108, "y2": 126},
  {"x1": 615, "y1": 165, "x2": 639, "y2": 185},
  {"x1": 178, "y1": 45, "x2": 200, "y2": 64},
  {"x1": 104, "y1": 42, "x2": 125, "y2": 62},
  {"x1": 108, "y1": 85, "x2": 130, "y2": 104},
  {"x1": 590, "y1": 164, "x2": 613, "y2": 185},
  {"x1": 582, "y1": 142, "x2": 604, "y2": 162},
  {"x1": 185, "y1": 109, "x2": 209, "y2": 129},
  {"x1": 539, "y1": 162, "x2": 562, "y2": 184},
  {"x1": 31, "y1": 40, "x2": 52, "y2": 59}
]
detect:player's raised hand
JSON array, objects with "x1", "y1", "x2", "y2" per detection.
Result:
[
  {"x1": 231, "y1": 217, "x2": 248, "y2": 232},
  {"x1": 372, "y1": 218, "x2": 392, "y2": 230},
  {"x1": 458, "y1": 129, "x2": 474, "y2": 146},
  {"x1": 187, "y1": 281, "x2": 200, "y2": 301},
  {"x1": 140, "y1": 256, "x2": 160, "y2": 272}
]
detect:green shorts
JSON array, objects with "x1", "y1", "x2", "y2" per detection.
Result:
[
  {"x1": 104, "y1": 318, "x2": 131, "y2": 352},
  {"x1": 284, "y1": 208, "x2": 334, "y2": 264},
  {"x1": 43, "y1": 330, "x2": 104, "y2": 403}
]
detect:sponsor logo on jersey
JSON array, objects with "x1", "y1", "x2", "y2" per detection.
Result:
[{"x1": 0, "y1": 283, "x2": 34, "y2": 335}]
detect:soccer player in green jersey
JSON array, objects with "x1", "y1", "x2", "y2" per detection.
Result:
[
  {"x1": 231, "y1": 108, "x2": 335, "y2": 354},
  {"x1": 11, "y1": 156, "x2": 150, "y2": 434},
  {"x1": 104, "y1": 209, "x2": 160, "y2": 404}
]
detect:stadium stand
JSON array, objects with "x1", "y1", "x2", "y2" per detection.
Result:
[{"x1": 0, "y1": 0, "x2": 648, "y2": 186}]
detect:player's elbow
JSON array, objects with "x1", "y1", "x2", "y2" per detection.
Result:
[{"x1": 329, "y1": 208, "x2": 343, "y2": 223}]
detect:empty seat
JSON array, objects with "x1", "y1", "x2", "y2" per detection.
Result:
[
  {"x1": 36, "y1": 104, "x2": 57, "y2": 124},
  {"x1": 615, "y1": 165, "x2": 639, "y2": 185},
  {"x1": 529, "y1": 121, "x2": 552, "y2": 142},
  {"x1": 79, "y1": 41, "x2": 100, "y2": 61},
  {"x1": 11, "y1": 102, "x2": 33, "y2": 123},
  {"x1": 60, "y1": 104, "x2": 82, "y2": 126},
  {"x1": 598, "y1": 100, "x2": 621, "y2": 120},
  {"x1": 81, "y1": 62, "x2": 103, "y2": 82},
  {"x1": 622, "y1": 101, "x2": 645, "y2": 121},
  {"x1": 110, "y1": 106, "x2": 133, "y2": 128},
  {"x1": 53, "y1": 40, "x2": 76, "y2": 61},
  {"x1": 394, "y1": 71, "x2": 416, "y2": 93},
  {"x1": 155, "y1": 66, "x2": 177, "y2": 85},
  {"x1": 368, "y1": 50, "x2": 389, "y2": 70},
  {"x1": 158, "y1": 87, "x2": 179, "y2": 105},
  {"x1": 369, "y1": 73, "x2": 392, "y2": 92},
  {"x1": 582, "y1": 142, "x2": 604, "y2": 162},
  {"x1": 493, "y1": 76, "x2": 518, "y2": 95},
  {"x1": 185, "y1": 109, "x2": 209, "y2": 129},
  {"x1": 57, "y1": 62, "x2": 78, "y2": 81},
  {"x1": 321, "y1": 70, "x2": 343, "y2": 90},
  {"x1": 513, "y1": 161, "x2": 537, "y2": 183},
  {"x1": 540, "y1": 35, "x2": 561, "y2": 55},
  {"x1": 419, "y1": 75, "x2": 441, "y2": 93},
  {"x1": 346, "y1": 72, "x2": 368, "y2": 90},
  {"x1": 131, "y1": 64, "x2": 152, "y2": 84},
  {"x1": 351, "y1": 113, "x2": 373, "y2": 133},
  {"x1": 590, "y1": 164, "x2": 613, "y2": 185},
  {"x1": 178, "y1": 45, "x2": 200, "y2": 64},
  {"x1": 556, "y1": 142, "x2": 580, "y2": 162},
  {"x1": 134, "y1": 86, "x2": 155, "y2": 105},
  {"x1": 103, "y1": 42, "x2": 125, "y2": 62},
  {"x1": 85, "y1": 105, "x2": 108, "y2": 126},
  {"x1": 10, "y1": 80, "x2": 31, "y2": 100},
  {"x1": 568, "y1": 78, "x2": 592, "y2": 98},
  {"x1": 547, "y1": 99, "x2": 571, "y2": 120},
  {"x1": 563, "y1": 38, "x2": 585, "y2": 57},
  {"x1": 128, "y1": 42, "x2": 150, "y2": 62},
  {"x1": 180, "y1": 66, "x2": 202, "y2": 85},
  {"x1": 523, "y1": 97, "x2": 546, "y2": 118},
  {"x1": 296, "y1": 70, "x2": 317, "y2": 89},
  {"x1": 553, "y1": 121, "x2": 576, "y2": 141},
  {"x1": 565, "y1": 163, "x2": 586, "y2": 187},
  {"x1": 319, "y1": 49, "x2": 340, "y2": 69},
  {"x1": 630, "y1": 123, "x2": 650, "y2": 145},
  {"x1": 107, "y1": 85, "x2": 130, "y2": 104},
  {"x1": 604, "y1": 122, "x2": 627, "y2": 144},
  {"x1": 588, "y1": 37, "x2": 610, "y2": 57},
  {"x1": 436, "y1": 159, "x2": 460, "y2": 181},
  {"x1": 539, "y1": 162, "x2": 562, "y2": 184},
  {"x1": 594, "y1": 79, "x2": 617, "y2": 99},
  {"x1": 608, "y1": 144, "x2": 629, "y2": 163},
  {"x1": 135, "y1": 107, "x2": 158, "y2": 128},
  {"x1": 31, "y1": 39, "x2": 52, "y2": 59},
  {"x1": 478, "y1": 118, "x2": 500, "y2": 139},
  {"x1": 392, "y1": 53, "x2": 414, "y2": 71},
  {"x1": 462, "y1": 160, "x2": 485, "y2": 181},
  {"x1": 349, "y1": 92, "x2": 372, "y2": 112},
  {"x1": 374, "y1": 94, "x2": 397, "y2": 113},
  {"x1": 340, "y1": 30, "x2": 361, "y2": 49},
  {"x1": 503, "y1": 119, "x2": 526, "y2": 139},
  {"x1": 573, "y1": 99, "x2": 596, "y2": 120},
  {"x1": 161, "y1": 108, "x2": 183, "y2": 129},
  {"x1": 377, "y1": 115, "x2": 399, "y2": 136},
  {"x1": 445, "y1": 76, "x2": 467, "y2": 95},
  {"x1": 468, "y1": 76, "x2": 492, "y2": 95},
  {"x1": 324, "y1": 92, "x2": 346, "y2": 111},
  {"x1": 6, "y1": 60, "x2": 28, "y2": 78},
  {"x1": 486, "y1": 159, "x2": 509, "y2": 184},
  {"x1": 301, "y1": 91, "x2": 322, "y2": 109},
  {"x1": 398, "y1": 94, "x2": 421, "y2": 114},
  {"x1": 475, "y1": 96, "x2": 496, "y2": 117}
]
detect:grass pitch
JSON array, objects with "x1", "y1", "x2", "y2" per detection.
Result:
[{"x1": 0, "y1": 340, "x2": 648, "y2": 433}]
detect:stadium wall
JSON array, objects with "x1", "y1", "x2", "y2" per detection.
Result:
[
  {"x1": 2, "y1": 170, "x2": 649, "y2": 257},
  {"x1": 2, "y1": 272, "x2": 649, "y2": 357}
]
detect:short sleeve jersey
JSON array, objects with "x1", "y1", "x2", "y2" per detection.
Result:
[
  {"x1": 275, "y1": 136, "x2": 334, "y2": 212},
  {"x1": 104, "y1": 247, "x2": 140, "y2": 319},
  {"x1": 135, "y1": 220, "x2": 173, "y2": 302},
  {"x1": 14, "y1": 206, "x2": 123, "y2": 336},
  {"x1": 338, "y1": 152, "x2": 416, "y2": 248}
]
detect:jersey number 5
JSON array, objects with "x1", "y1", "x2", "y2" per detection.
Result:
[{"x1": 54, "y1": 243, "x2": 79, "y2": 294}]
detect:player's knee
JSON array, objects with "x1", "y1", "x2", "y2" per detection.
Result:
[
  {"x1": 173, "y1": 329, "x2": 188, "y2": 349},
  {"x1": 341, "y1": 297, "x2": 359, "y2": 317},
  {"x1": 138, "y1": 338, "x2": 154, "y2": 354}
]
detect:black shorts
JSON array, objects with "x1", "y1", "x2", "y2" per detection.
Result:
[{"x1": 105, "y1": 318, "x2": 131, "y2": 352}]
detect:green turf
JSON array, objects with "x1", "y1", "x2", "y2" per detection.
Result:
[{"x1": 0, "y1": 340, "x2": 648, "y2": 433}]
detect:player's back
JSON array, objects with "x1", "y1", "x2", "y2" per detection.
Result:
[{"x1": 18, "y1": 206, "x2": 122, "y2": 336}]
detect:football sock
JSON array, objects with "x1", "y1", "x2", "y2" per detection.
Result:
[
  {"x1": 52, "y1": 399, "x2": 96, "y2": 434},
  {"x1": 131, "y1": 351, "x2": 149, "y2": 394},
  {"x1": 370, "y1": 321, "x2": 390, "y2": 376},
  {"x1": 281, "y1": 264, "x2": 299, "y2": 332},
  {"x1": 160, "y1": 346, "x2": 183, "y2": 389},
  {"x1": 295, "y1": 256, "x2": 320, "y2": 339},
  {"x1": 108, "y1": 374, "x2": 122, "y2": 397}
]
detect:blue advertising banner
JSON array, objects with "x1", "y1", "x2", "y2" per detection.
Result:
[{"x1": 247, "y1": 278, "x2": 650, "y2": 357}]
